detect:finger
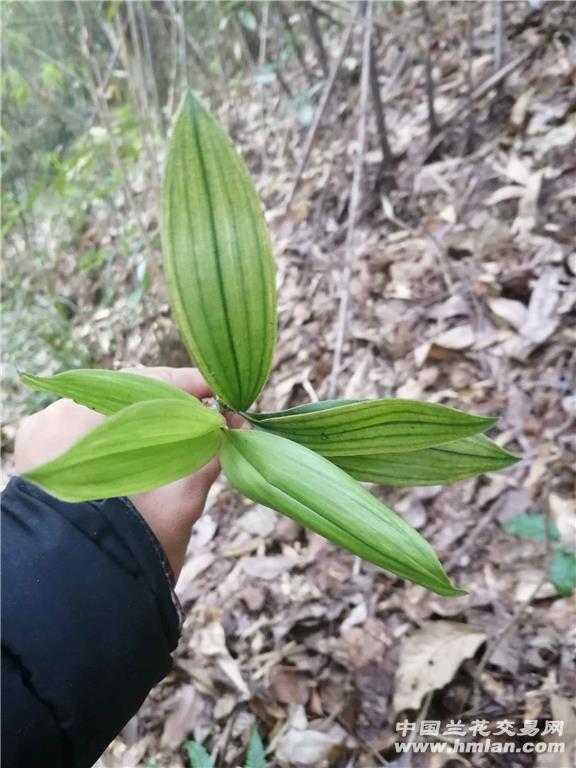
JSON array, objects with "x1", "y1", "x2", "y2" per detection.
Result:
[
  {"x1": 166, "y1": 456, "x2": 221, "y2": 519},
  {"x1": 190, "y1": 454, "x2": 221, "y2": 493},
  {"x1": 15, "y1": 399, "x2": 104, "y2": 473},
  {"x1": 162, "y1": 367, "x2": 213, "y2": 398},
  {"x1": 122, "y1": 366, "x2": 213, "y2": 399},
  {"x1": 225, "y1": 411, "x2": 246, "y2": 429}
]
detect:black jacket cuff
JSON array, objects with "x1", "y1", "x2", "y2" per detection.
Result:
[{"x1": 1, "y1": 477, "x2": 181, "y2": 768}]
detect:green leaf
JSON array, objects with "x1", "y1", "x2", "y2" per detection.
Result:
[
  {"x1": 238, "y1": 8, "x2": 258, "y2": 31},
  {"x1": 252, "y1": 399, "x2": 497, "y2": 456},
  {"x1": 333, "y1": 434, "x2": 519, "y2": 486},
  {"x1": 245, "y1": 727, "x2": 266, "y2": 768},
  {"x1": 162, "y1": 92, "x2": 277, "y2": 411},
  {"x1": 184, "y1": 741, "x2": 214, "y2": 768},
  {"x1": 503, "y1": 514, "x2": 560, "y2": 542},
  {"x1": 20, "y1": 369, "x2": 195, "y2": 416},
  {"x1": 24, "y1": 399, "x2": 223, "y2": 502},
  {"x1": 548, "y1": 549, "x2": 576, "y2": 597},
  {"x1": 220, "y1": 429, "x2": 464, "y2": 597},
  {"x1": 245, "y1": 399, "x2": 359, "y2": 421}
]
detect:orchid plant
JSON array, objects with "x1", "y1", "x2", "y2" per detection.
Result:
[{"x1": 22, "y1": 93, "x2": 519, "y2": 596}]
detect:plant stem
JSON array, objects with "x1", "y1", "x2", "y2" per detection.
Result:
[{"x1": 328, "y1": 0, "x2": 372, "y2": 399}]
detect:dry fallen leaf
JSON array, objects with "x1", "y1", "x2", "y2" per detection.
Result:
[
  {"x1": 275, "y1": 706, "x2": 348, "y2": 766},
  {"x1": 487, "y1": 297, "x2": 528, "y2": 331},
  {"x1": 175, "y1": 552, "x2": 216, "y2": 599},
  {"x1": 520, "y1": 268, "x2": 561, "y2": 344},
  {"x1": 271, "y1": 666, "x2": 310, "y2": 705},
  {"x1": 536, "y1": 693, "x2": 576, "y2": 768},
  {"x1": 514, "y1": 568, "x2": 557, "y2": 603},
  {"x1": 514, "y1": 169, "x2": 544, "y2": 236},
  {"x1": 93, "y1": 736, "x2": 152, "y2": 768},
  {"x1": 160, "y1": 685, "x2": 204, "y2": 749},
  {"x1": 340, "y1": 601, "x2": 368, "y2": 631},
  {"x1": 432, "y1": 325, "x2": 475, "y2": 350},
  {"x1": 241, "y1": 584, "x2": 267, "y2": 612},
  {"x1": 499, "y1": 153, "x2": 532, "y2": 186},
  {"x1": 393, "y1": 621, "x2": 486, "y2": 713},
  {"x1": 548, "y1": 493, "x2": 575, "y2": 545},
  {"x1": 510, "y1": 88, "x2": 534, "y2": 129},
  {"x1": 242, "y1": 555, "x2": 300, "y2": 580},
  {"x1": 276, "y1": 728, "x2": 345, "y2": 766},
  {"x1": 237, "y1": 505, "x2": 278, "y2": 537},
  {"x1": 196, "y1": 622, "x2": 250, "y2": 698},
  {"x1": 189, "y1": 513, "x2": 218, "y2": 549},
  {"x1": 484, "y1": 185, "x2": 526, "y2": 206}
]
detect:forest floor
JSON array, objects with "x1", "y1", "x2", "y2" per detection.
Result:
[{"x1": 2, "y1": 2, "x2": 575, "y2": 767}]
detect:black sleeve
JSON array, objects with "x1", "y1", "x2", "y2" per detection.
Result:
[{"x1": 1, "y1": 477, "x2": 181, "y2": 768}]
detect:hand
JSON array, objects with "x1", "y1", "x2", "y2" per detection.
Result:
[{"x1": 14, "y1": 367, "x2": 220, "y2": 579}]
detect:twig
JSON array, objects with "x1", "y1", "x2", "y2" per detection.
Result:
[
  {"x1": 322, "y1": 0, "x2": 391, "y2": 33},
  {"x1": 306, "y1": 4, "x2": 329, "y2": 76},
  {"x1": 126, "y1": 2, "x2": 161, "y2": 196},
  {"x1": 260, "y1": 5, "x2": 293, "y2": 100},
  {"x1": 234, "y1": 6, "x2": 258, "y2": 69},
  {"x1": 412, "y1": 691, "x2": 433, "y2": 743},
  {"x1": 287, "y1": 10, "x2": 357, "y2": 205},
  {"x1": 127, "y1": 1, "x2": 149, "y2": 118},
  {"x1": 211, "y1": 705, "x2": 239, "y2": 766},
  {"x1": 99, "y1": 12, "x2": 161, "y2": 201},
  {"x1": 471, "y1": 571, "x2": 547, "y2": 711},
  {"x1": 443, "y1": 48, "x2": 535, "y2": 130},
  {"x1": 393, "y1": 690, "x2": 435, "y2": 767},
  {"x1": 85, "y1": 43, "x2": 121, "y2": 128},
  {"x1": 311, "y1": 1, "x2": 344, "y2": 28},
  {"x1": 185, "y1": 28, "x2": 212, "y2": 82},
  {"x1": 16, "y1": 38, "x2": 77, "y2": 79},
  {"x1": 311, "y1": 153, "x2": 335, "y2": 244},
  {"x1": 336, "y1": 713, "x2": 390, "y2": 766},
  {"x1": 257, "y1": 2, "x2": 271, "y2": 177},
  {"x1": 276, "y1": 66, "x2": 294, "y2": 100},
  {"x1": 420, "y1": 46, "x2": 535, "y2": 166},
  {"x1": 138, "y1": 2, "x2": 164, "y2": 137},
  {"x1": 473, "y1": 47, "x2": 533, "y2": 102},
  {"x1": 369, "y1": 38, "x2": 395, "y2": 185},
  {"x1": 424, "y1": 228, "x2": 455, "y2": 292},
  {"x1": 164, "y1": 3, "x2": 179, "y2": 117},
  {"x1": 328, "y1": 0, "x2": 373, "y2": 399},
  {"x1": 179, "y1": 0, "x2": 189, "y2": 89},
  {"x1": 464, "y1": 2, "x2": 476, "y2": 155},
  {"x1": 420, "y1": 1, "x2": 439, "y2": 138},
  {"x1": 76, "y1": 3, "x2": 154, "y2": 261},
  {"x1": 258, "y1": 0, "x2": 269, "y2": 71},
  {"x1": 279, "y1": 3, "x2": 313, "y2": 84},
  {"x1": 445, "y1": 494, "x2": 499, "y2": 572},
  {"x1": 494, "y1": 0, "x2": 505, "y2": 73},
  {"x1": 164, "y1": 1, "x2": 211, "y2": 82},
  {"x1": 471, "y1": 508, "x2": 556, "y2": 712}
]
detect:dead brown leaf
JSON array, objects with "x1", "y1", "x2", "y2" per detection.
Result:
[{"x1": 393, "y1": 621, "x2": 486, "y2": 713}]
